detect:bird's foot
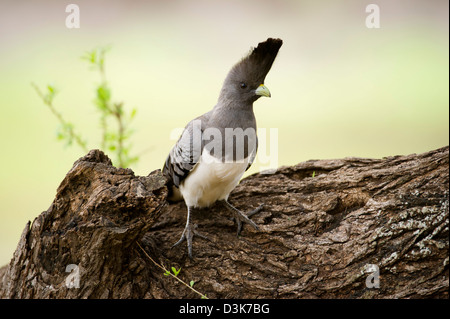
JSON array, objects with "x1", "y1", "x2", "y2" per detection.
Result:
[
  {"x1": 172, "y1": 222, "x2": 209, "y2": 259},
  {"x1": 222, "y1": 201, "x2": 264, "y2": 236}
]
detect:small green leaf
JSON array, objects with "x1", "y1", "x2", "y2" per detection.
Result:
[
  {"x1": 81, "y1": 50, "x2": 97, "y2": 64},
  {"x1": 312, "y1": 171, "x2": 316, "y2": 178},
  {"x1": 164, "y1": 270, "x2": 170, "y2": 276},
  {"x1": 189, "y1": 280, "x2": 195, "y2": 287},
  {"x1": 56, "y1": 130, "x2": 66, "y2": 141},
  {"x1": 129, "y1": 108, "x2": 137, "y2": 121},
  {"x1": 97, "y1": 85, "x2": 111, "y2": 103},
  {"x1": 63, "y1": 122, "x2": 74, "y2": 132},
  {"x1": 47, "y1": 84, "x2": 56, "y2": 94},
  {"x1": 171, "y1": 267, "x2": 181, "y2": 276}
]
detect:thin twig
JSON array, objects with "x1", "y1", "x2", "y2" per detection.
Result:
[
  {"x1": 31, "y1": 82, "x2": 88, "y2": 153},
  {"x1": 114, "y1": 102, "x2": 125, "y2": 167},
  {"x1": 136, "y1": 242, "x2": 208, "y2": 299}
]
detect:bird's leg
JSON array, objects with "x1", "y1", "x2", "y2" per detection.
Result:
[
  {"x1": 172, "y1": 206, "x2": 209, "y2": 259},
  {"x1": 222, "y1": 200, "x2": 264, "y2": 236}
]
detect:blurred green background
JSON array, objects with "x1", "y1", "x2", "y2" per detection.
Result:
[{"x1": 0, "y1": 0, "x2": 448, "y2": 266}]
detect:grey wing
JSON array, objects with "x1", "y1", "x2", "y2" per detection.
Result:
[
  {"x1": 245, "y1": 135, "x2": 258, "y2": 171},
  {"x1": 163, "y1": 118, "x2": 204, "y2": 188}
]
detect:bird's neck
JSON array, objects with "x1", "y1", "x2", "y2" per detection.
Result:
[
  {"x1": 213, "y1": 99, "x2": 254, "y2": 113},
  {"x1": 210, "y1": 102, "x2": 256, "y2": 130}
]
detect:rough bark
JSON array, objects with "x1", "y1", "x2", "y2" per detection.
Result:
[
  {"x1": 0, "y1": 147, "x2": 448, "y2": 299},
  {"x1": 0, "y1": 150, "x2": 167, "y2": 298}
]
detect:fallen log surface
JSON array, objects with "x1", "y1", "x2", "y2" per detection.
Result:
[{"x1": 1, "y1": 146, "x2": 448, "y2": 298}]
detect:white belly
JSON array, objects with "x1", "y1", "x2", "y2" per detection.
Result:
[{"x1": 179, "y1": 152, "x2": 250, "y2": 208}]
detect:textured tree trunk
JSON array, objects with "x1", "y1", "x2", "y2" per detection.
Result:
[{"x1": 1, "y1": 147, "x2": 448, "y2": 298}]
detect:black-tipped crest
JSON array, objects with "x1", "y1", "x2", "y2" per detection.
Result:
[
  {"x1": 247, "y1": 38, "x2": 283, "y2": 80},
  {"x1": 226, "y1": 38, "x2": 283, "y2": 86}
]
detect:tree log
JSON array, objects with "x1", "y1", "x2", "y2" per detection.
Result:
[{"x1": 0, "y1": 147, "x2": 448, "y2": 298}]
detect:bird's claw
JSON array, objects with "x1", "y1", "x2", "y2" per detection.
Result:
[
  {"x1": 172, "y1": 223, "x2": 209, "y2": 259},
  {"x1": 224, "y1": 202, "x2": 264, "y2": 236}
]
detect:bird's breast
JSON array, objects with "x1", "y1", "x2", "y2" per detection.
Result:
[{"x1": 179, "y1": 151, "x2": 251, "y2": 208}]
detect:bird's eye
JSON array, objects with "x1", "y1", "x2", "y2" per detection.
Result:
[{"x1": 240, "y1": 82, "x2": 247, "y2": 89}]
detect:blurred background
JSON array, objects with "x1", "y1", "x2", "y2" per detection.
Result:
[{"x1": 0, "y1": 0, "x2": 448, "y2": 266}]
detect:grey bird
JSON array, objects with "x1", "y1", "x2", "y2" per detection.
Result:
[{"x1": 162, "y1": 38, "x2": 283, "y2": 258}]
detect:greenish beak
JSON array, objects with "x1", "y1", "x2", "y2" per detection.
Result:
[{"x1": 255, "y1": 84, "x2": 271, "y2": 97}]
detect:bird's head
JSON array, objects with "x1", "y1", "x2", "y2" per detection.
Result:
[{"x1": 219, "y1": 38, "x2": 283, "y2": 104}]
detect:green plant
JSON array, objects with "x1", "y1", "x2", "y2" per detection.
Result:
[
  {"x1": 33, "y1": 47, "x2": 138, "y2": 168},
  {"x1": 165, "y1": 266, "x2": 181, "y2": 277},
  {"x1": 136, "y1": 242, "x2": 208, "y2": 299},
  {"x1": 32, "y1": 83, "x2": 88, "y2": 152}
]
